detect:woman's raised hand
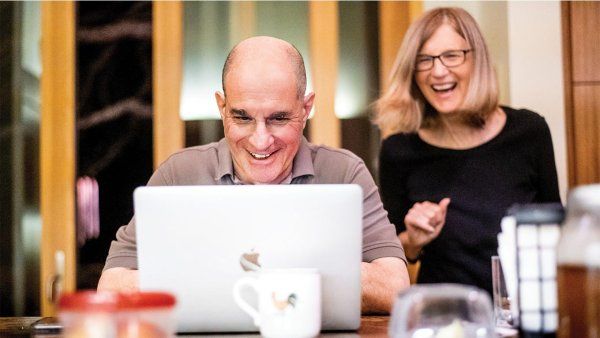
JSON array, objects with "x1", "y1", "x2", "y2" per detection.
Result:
[{"x1": 403, "y1": 197, "x2": 451, "y2": 250}]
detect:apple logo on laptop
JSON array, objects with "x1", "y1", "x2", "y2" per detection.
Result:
[{"x1": 240, "y1": 249, "x2": 261, "y2": 272}]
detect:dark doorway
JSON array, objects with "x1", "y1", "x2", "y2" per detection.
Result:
[{"x1": 76, "y1": 2, "x2": 154, "y2": 289}]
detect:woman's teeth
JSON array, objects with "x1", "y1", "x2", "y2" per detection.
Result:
[{"x1": 432, "y1": 83, "x2": 456, "y2": 92}]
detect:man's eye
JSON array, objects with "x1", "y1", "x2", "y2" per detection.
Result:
[
  {"x1": 233, "y1": 115, "x2": 252, "y2": 122},
  {"x1": 268, "y1": 115, "x2": 290, "y2": 125}
]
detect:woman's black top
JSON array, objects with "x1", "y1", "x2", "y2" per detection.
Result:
[{"x1": 379, "y1": 106, "x2": 561, "y2": 295}]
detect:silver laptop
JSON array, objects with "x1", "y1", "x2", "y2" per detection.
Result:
[{"x1": 135, "y1": 184, "x2": 362, "y2": 333}]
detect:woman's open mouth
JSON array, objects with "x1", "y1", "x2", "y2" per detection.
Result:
[{"x1": 431, "y1": 83, "x2": 457, "y2": 93}]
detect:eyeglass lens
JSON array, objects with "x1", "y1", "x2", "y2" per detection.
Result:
[{"x1": 416, "y1": 50, "x2": 469, "y2": 71}]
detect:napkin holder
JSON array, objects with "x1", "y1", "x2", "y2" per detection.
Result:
[{"x1": 505, "y1": 203, "x2": 564, "y2": 338}]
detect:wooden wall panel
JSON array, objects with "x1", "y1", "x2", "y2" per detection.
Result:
[
  {"x1": 570, "y1": 2, "x2": 600, "y2": 83},
  {"x1": 564, "y1": 1, "x2": 600, "y2": 186},
  {"x1": 40, "y1": 1, "x2": 76, "y2": 316},
  {"x1": 378, "y1": 1, "x2": 422, "y2": 93},
  {"x1": 572, "y1": 85, "x2": 600, "y2": 184},
  {"x1": 561, "y1": 2, "x2": 576, "y2": 187},
  {"x1": 308, "y1": 1, "x2": 340, "y2": 148},
  {"x1": 229, "y1": 2, "x2": 256, "y2": 43},
  {"x1": 153, "y1": 1, "x2": 185, "y2": 168}
]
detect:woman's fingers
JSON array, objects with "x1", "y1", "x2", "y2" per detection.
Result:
[
  {"x1": 408, "y1": 198, "x2": 451, "y2": 231},
  {"x1": 405, "y1": 211, "x2": 435, "y2": 233},
  {"x1": 414, "y1": 202, "x2": 441, "y2": 225},
  {"x1": 439, "y1": 198, "x2": 451, "y2": 213},
  {"x1": 431, "y1": 198, "x2": 451, "y2": 226},
  {"x1": 404, "y1": 198, "x2": 452, "y2": 247}
]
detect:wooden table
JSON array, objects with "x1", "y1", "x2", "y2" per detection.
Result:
[{"x1": 0, "y1": 316, "x2": 390, "y2": 337}]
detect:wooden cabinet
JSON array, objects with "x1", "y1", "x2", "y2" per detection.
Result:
[
  {"x1": 563, "y1": 2, "x2": 600, "y2": 185},
  {"x1": 572, "y1": 86, "x2": 600, "y2": 183},
  {"x1": 570, "y1": 2, "x2": 600, "y2": 83}
]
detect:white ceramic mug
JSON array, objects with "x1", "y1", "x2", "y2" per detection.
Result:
[{"x1": 233, "y1": 268, "x2": 321, "y2": 338}]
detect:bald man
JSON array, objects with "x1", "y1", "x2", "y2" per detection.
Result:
[{"x1": 98, "y1": 36, "x2": 409, "y2": 314}]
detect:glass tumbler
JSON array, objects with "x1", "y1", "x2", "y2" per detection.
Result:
[{"x1": 389, "y1": 284, "x2": 495, "y2": 338}]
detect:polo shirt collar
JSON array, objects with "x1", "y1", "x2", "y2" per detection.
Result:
[
  {"x1": 215, "y1": 136, "x2": 315, "y2": 182},
  {"x1": 291, "y1": 137, "x2": 315, "y2": 179},
  {"x1": 216, "y1": 138, "x2": 234, "y2": 181}
]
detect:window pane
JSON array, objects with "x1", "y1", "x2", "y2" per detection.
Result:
[{"x1": 0, "y1": 1, "x2": 42, "y2": 316}]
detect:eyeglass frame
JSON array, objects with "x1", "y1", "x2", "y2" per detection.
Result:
[{"x1": 414, "y1": 49, "x2": 473, "y2": 72}]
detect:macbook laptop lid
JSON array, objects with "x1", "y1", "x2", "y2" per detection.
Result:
[{"x1": 135, "y1": 184, "x2": 362, "y2": 333}]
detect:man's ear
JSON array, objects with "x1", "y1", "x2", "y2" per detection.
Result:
[
  {"x1": 215, "y1": 91, "x2": 226, "y2": 119},
  {"x1": 302, "y1": 92, "x2": 315, "y2": 124}
]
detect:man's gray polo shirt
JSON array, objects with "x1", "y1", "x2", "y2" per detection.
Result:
[{"x1": 103, "y1": 137, "x2": 406, "y2": 270}]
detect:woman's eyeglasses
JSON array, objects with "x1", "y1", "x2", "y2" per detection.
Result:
[{"x1": 415, "y1": 49, "x2": 472, "y2": 71}]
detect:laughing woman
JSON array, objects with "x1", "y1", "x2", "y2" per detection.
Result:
[{"x1": 374, "y1": 7, "x2": 560, "y2": 294}]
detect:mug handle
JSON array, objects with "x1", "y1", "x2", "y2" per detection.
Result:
[{"x1": 233, "y1": 276, "x2": 260, "y2": 326}]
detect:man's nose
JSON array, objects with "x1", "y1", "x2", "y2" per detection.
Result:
[{"x1": 249, "y1": 122, "x2": 274, "y2": 150}]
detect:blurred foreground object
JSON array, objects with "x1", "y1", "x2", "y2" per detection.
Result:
[
  {"x1": 58, "y1": 291, "x2": 176, "y2": 337},
  {"x1": 389, "y1": 284, "x2": 495, "y2": 338},
  {"x1": 557, "y1": 184, "x2": 600, "y2": 338}
]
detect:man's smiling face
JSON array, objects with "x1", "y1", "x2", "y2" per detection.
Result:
[{"x1": 215, "y1": 41, "x2": 313, "y2": 184}]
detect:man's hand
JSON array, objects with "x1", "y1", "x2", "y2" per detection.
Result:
[
  {"x1": 97, "y1": 267, "x2": 139, "y2": 292},
  {"x1": 361, "y1": 257, "x2": 410, "y2": 314},
  {"x1": 401, "y1": 198, "x2": 450, "y2": 260}
]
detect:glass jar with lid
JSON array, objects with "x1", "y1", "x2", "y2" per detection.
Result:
[
  {"x1": 58, "y1": 291, "x2": 176, "y2": 338},
  {"x1": 556, "y1": 184, "x2": 600, "y2": 338}
]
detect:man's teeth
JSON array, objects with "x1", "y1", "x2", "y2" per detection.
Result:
[
  {"x1": 432, "y1": 83, "x2": 455, "y2": 91},
  {"x1": 250, "y1": 152, "x2": 272, "y2": 159}
]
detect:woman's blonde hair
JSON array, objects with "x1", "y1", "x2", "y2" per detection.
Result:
[{"x1": 373, "y1": 7, "x2": 499, "y2": 138}]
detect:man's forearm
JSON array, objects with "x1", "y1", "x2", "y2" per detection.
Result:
[
  {"x1": 361, "y1": 257, "x2": 410, "y2": 314},
  {"x1": 97, "y1": 267, "x2": 139, "y2": 292}
]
